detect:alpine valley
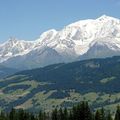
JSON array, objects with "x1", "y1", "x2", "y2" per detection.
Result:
[
  {"x1": 1, "y1": 15, "x2": 120, "y2": 112},
  {"x1": 1, "y1": 56, "x2": 120, "y2": 112}
]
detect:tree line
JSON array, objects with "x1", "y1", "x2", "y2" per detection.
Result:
[{"x1": 0, "y1": 101, "x2": 120, "y2": 120}]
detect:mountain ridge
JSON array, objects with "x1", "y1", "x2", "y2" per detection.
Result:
[{"x1": 1, "y1": 15, "x2": 120, "y2": 69}]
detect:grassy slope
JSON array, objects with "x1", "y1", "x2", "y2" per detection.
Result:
[{"x1": 1, "y1": 56, "x2": 120, "y2": 112}]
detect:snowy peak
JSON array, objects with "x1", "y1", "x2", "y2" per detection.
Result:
[
  {"x1": 1, "y1": 15, "x2": 120, "y2": 69},
  {"x1": 7, "y1": 37, "x2": 18, "y2": 43},
  {"x1": 37, "y1": 29, "x2": 57, "y2": 43},
  {"x1": 39, "y1": 29, "x2": 57, "y2": 40},
  {"x1": 0, "y1": 37, "x2": 34, "y2": 62},
  {"x1": 97, "y1": 15, "x2": 119, "y2": 21},
  {"x1": 2, "y1": 37, "x2": 19, "y2": 47},
  {"x1": 97, "y1": 15, "x2": 112, "y2": 20}
]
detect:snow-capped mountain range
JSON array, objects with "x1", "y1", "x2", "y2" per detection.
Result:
[{"x1": 1, "y1": 15, "x2": 120, "y2": 69}]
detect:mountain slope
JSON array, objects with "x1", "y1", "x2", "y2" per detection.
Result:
[
  {"x1": 0, "y1": 38, "x2": 34, "y2": 63},
  {"x1": 0, "y1": 65, "x2": 19, "y2": 79},
  {"x1": 2, "y1": 47, "x2": 63, "y2": 69},
  {"x1": 1, "y1": 56, "x2": 120, "y2": 111},
  {"x1": 1, "y1": 15, "x2": 120, "y2": 69}
]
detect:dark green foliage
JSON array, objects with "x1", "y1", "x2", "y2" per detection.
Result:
[
  {"x1": 51, "y1": 108, "x2": 58, "y2": 120},
  {"x1": 9, "y1": 108, "x2": 16, "y2": 120},
  {"x1": 63, "y1": 108, "x2": 68, "y2": 120},
  {"x1": 70, "y1": 101, "x2": 92, "y2": 120},
  {"x1": 115, "y1": 105, "x2": 120, "y2": 120},
  {"x1": 106, "y1": 111, "x2": 113, "y2": 120},
  {"x1": 0, "y1": 111, "x2": 7, "y2": 120},
  {"x1": 95, "y1": 108, "x2": 106, "y2": 120},
  {"x1": 95, "y1": 110, "x2": 101, "y2": 120},
  {"x1": 58, "y1": 108, "x2": 64, "y2": 120},
  {"x1": 14, "y1": 56, "x2": 120, "y2": 94},
  {"x1": 38, "y1": 111, "x2": 44, "y2": 120},
  {"x1": 0, "y1": 101, "x2": 119, "y2": 120}
]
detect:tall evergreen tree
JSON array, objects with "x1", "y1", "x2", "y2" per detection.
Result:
[
  {"x1": 95, "y1": 110, "x2": 101, "y2": 120},
  {"x1": 69, "y1": 110, "x2": 73, "y2": 120},
  {"x1": 72, "y1": 105, "x2": 77, "y2": 120},
  {"x1": 106, "y1": 111, "x2": 113, "y2": 120},
  {"x1": 58, "y1": 108, "x2": 64, "y2": 120},
  {"x1": 38, "y1": 110, "x2": 44, "y2": 120},
  {"x1": 51, "y1": 108, "x2": 58, "y2": 120},
  {"x1": 63, "y1": 108, "x2": 68, "y2": 120},
  {"x1": 95, "y1": 108, "x2": 106, "y2": 120},
  {"x1": 100, "y1": 108, "x2": 106, "y2": 120},
  {"x1": 71, "y1": 101, "x2": 93, "y2": 120},
  {"x1": 115, "y1": 105, "x2": 120, "y2": 120},
  {"x1": 9, "y1": 108, "x2": 16, "y2": 120},
  {"x1": 0, "y1": 111, "x2": 6, "y2": 120},
  {"x1": 79, "y1": 101, "x2": 93, "y2": 120}
]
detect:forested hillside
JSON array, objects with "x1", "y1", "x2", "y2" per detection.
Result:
[{"x1": 1, "y1": 56, "x2": 120, "y2": 111}]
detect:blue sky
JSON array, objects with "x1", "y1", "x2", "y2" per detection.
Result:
[{"x1": 0, "y1": 0, "x2": 120, "y2": 43}]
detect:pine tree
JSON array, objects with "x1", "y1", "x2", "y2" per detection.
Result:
[
  {"x1": 30, "y1": 113, "x2": 36, "y2": 120},
  {"x1": 38, "y1": 110, "x2": 44, "y2": 120},
  {"x1": 71, "y1": 101, "x2": 93, "y2": 120},
  {"x1": 17, "y1": 109, "x2": 27, "y2": 120},
  {"x1": 106, "y1": 111, "x2": 113, "y2": 120},
  {"x1": 69, "y1": 110, "x2": 73, "y2": 120},
  {"x1": 100, "y1": 108, "x2": 106, "y2": 120},
  {"x1": 79, "y1": 101, "x2": 93, "y2": 120},
  {"x1": 95, "y1": 108, "x2": 106, "y2": 120},
  {"x1": 43, "y1": 111, "x2": 47, "y2": 120},
  {"x1": 0, "y1": 111, "x2": 6, "y2": 120},
  {"x1": 115, "y1": 105, "x2": 120, "y2": 120},
  {"x1": 51, "y1": 108, "x2": 58, "y2": 120},
  {"x1": 63, "y1": 108, "x2": 68, "y2": 120},
  {"x1": 9, "y1": 108, "x2": 16, "y2": 120},
  {"x1": 58, "y1": 108, "x2": 64, "y2": 120},
  {"x1": 72, "y1": 105, "x2": 77, "y2": 120},
  {"x1": 95, "y1": 110, "x2": 102, "y2": 120}
]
